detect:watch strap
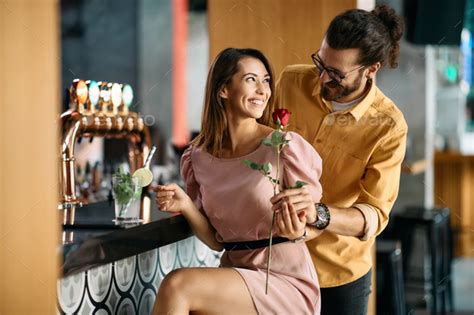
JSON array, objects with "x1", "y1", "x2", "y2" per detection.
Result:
[{"x1": 291, "y1": 228, "x2": 307, "y2": 243}]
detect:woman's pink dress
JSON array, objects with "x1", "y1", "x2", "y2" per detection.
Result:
[{"x1": 181, "y1": 131, "x2": 323, "y2": 314}]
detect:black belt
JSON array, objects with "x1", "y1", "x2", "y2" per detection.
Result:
[{"x1": 223, "y1": 237, "x2": 290, "y2": 251}]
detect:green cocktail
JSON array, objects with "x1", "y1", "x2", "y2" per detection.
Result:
[
  {"x1": 111, "y1": 165, "x2": 154, "y2": 220},
  {"x1": 112, "y1": 169, "x2": 142, "y2": 219}
]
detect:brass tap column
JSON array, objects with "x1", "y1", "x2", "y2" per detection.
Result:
[{"x1": 60, "y1": 79, "x2": 152, "y2": 209}]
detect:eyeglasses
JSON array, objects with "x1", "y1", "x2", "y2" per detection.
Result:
[{"x1": 311, "y1": 52, "x2": 365, "y2": 83}]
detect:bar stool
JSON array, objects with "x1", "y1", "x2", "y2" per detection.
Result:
[
  {"x1": 392, "y1": 207, "x2": 453, "y2": 315},
  {"x1": 376, "y1": 240, "x2": 406, "y2": 315}
]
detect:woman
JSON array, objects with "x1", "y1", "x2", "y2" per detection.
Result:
[{"x1": 153, "y1": 48, "x2": 323, "y2": 315}]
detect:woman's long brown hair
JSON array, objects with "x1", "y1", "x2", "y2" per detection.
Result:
[{"x1": 191, "y1": 48, "x2": 275, "y2": 156}]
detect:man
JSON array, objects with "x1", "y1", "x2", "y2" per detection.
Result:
[{"x1": 271, "y1": 5, "x2": 407, "y2": 315}]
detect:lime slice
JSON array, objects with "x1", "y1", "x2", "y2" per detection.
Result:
[{"x1": 132, "y1": 167, "x2": 153, "y2": 187}]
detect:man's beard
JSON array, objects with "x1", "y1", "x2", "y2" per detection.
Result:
[{"x1": 320, "y1": 72, "x2": 364, "y2": 102}]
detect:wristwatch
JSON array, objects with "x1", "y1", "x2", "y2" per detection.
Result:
[
  {"x1": 309, "y1": 203, "x2": 331, "y2": 230},
  {"x1": 291, "y1": 228, "x2": 307, "y2": 243}
]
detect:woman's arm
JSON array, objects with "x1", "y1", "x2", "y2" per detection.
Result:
[
  {"x1": 182, "y1": 204, "x2": 223, "y2": 251},
  {"x1": 155, "y1": 184, "x2": 223, "y2": 251}
]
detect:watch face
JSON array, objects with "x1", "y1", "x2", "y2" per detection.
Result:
[
  {"x1": 318, "y1": 207, "x2": 329, "y2": 221},
  {"x1": 315, "y1": 204, "x2": 330, "y2": 229}
]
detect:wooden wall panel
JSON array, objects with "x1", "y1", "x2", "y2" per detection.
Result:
[
  {"x1": 435, "y1": 152, "x2": 474, "y2": 257},
  {"x1": 208, "y1": 0, "x2": 356, "y2": 76},
  {"x1": 0, "y1": 0, "x2": 59, "y2": 313}
]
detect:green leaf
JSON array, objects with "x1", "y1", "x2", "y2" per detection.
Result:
[
  {"x1": 251, "y1": 162, "x2": 260, "y2": 170},
  {"x1": 262, "y1": 162, "x2": 272, "y2": 175},
  {"x1": 288, "y1": 180, "x2": 308, "y2": 189},
  {"x1": 295, "y1": 180, "x2": 307, "y2": 188},
  {"x1": 243, "y1": 160, "x2": 260, "y2": 170},
  {"x1": 271, "y1": 130, "x2": 284, "y2": 146},
  {"x1": 261, "y1": 138, "x2": 273, "y2": 146},
  {"x1": 113, "y1": 171, "x2": 135, "y2": 204}
]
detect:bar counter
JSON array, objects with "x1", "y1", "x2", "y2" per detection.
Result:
[
  {"x1": 61, "y1": 194, "x2": 193, "y2": 277},
  {"x1": 58, "y1": 194, "x2": 221, "y2": 313}
]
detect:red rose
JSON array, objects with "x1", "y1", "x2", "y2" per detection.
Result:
[{"x1": 272, "y1": 109, "x2": 291, "y2": 126}]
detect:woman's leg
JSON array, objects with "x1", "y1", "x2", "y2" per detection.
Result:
[{"x1": 152, "y1": 267, "x2": 257, "y2": 315}]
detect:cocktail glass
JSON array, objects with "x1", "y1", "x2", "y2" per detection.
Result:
[{"x1": 112, "y1": 174, "x2": 142, "y2": 221}]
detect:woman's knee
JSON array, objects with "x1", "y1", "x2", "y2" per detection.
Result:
[
  {"x1": 159, "y1": 269, "x2": 188, "y2": 297},
  {"x1": 154, "y1": 269, "x2": 192, "y2": 314}
]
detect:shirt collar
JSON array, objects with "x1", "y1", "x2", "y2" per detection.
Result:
[{"x1": 313, "y1": 77, "x2": 376, "y2": 121}]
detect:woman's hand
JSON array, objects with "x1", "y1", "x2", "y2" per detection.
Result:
[
  {"x1": 271, "y1": 187, "x2": 317, "y2": 224},
  {"x1": 154, "y1": 184, "x2": 194, "y2": 215},
  {"x1": 275, "y1": 201, "x2": 307, "y2": 241}
]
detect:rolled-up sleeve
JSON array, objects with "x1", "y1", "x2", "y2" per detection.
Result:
[
  {"x1": 355, "y1": 127, "x2": 407, "y2": 238},
  {"x1": 353, "y1": 203, "x2": 379, "y2": 241}
]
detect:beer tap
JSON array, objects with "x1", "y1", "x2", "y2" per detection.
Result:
[{"x1": 59, "y1": 79, "x2": 152, "y2": 209}]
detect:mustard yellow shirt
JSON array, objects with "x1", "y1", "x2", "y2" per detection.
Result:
[{"x1": 275, "y1": 64, "x2": 408, "y2": 287}]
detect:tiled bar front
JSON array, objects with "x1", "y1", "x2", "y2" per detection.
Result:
[
  {"x1": 58, "y1": 237, "x2": 221, "y2": 314},
  {"x1": 58, "y1": 200, "x2": 221, "y2": 314}
]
